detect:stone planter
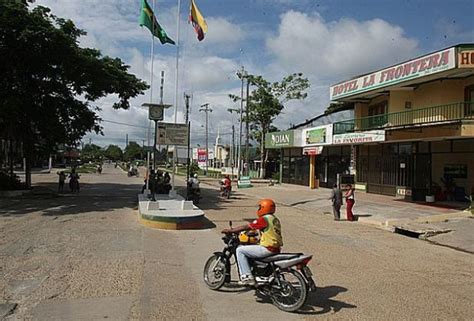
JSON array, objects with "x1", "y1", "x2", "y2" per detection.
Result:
[{"x1": 425, "y1": 195, "x2": 435, "y2": 203}]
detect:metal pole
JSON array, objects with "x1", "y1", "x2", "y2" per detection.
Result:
[
  {"x1": 184, "y1": 94, "x2": 191, "y2": 199},
  {"x1": 237, "y1": 66, "x2": 244, "y2": 180},
  {"x1": 231, "y1": 124, "x2": 235, "y2": 178},
  {"x1": 145, "y1": 0, "x2": 156, "y2": 195},
  {"x1": 245, "y1": 75, "x2": 250, "y2": 176},
  {"x1": 199, "y1": 103, "x2": 212, "y2": 176}
]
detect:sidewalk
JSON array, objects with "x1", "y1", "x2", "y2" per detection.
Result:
[{"x1": 217, "y1": 181, "x2": 473, "y2": 253}]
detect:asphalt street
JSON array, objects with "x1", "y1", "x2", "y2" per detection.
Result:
[{"x1": 0, "y1": 165, "x2": 472, "y2": 320}]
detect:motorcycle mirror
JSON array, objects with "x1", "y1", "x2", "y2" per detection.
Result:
[{"x1": 229, "y1": 220, "x2": 233, "y2": 228}]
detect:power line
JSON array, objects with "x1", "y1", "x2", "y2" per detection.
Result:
[{"x1": 101, "y1": 119, "x2": 148, "y2": 129}]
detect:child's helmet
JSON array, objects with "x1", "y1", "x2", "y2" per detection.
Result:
[{"x1": 257, "y1": 199, "x2": 276, "y2": 217}]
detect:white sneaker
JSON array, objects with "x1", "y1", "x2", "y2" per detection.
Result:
[{"x1": 238, "y1": 275, "x2": 256, "y2": 286}]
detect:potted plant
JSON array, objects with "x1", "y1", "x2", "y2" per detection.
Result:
[{"x1": 425, "y1": 183, "x2": 436, "y2": 203}]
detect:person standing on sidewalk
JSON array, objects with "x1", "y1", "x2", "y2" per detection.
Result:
[
  {"x1": 57, "y1": 171, "x2": 66, "y2": 193},
  {"x1": 329, "y1": 183, "x2": 343, "y2": 220},
  {"x1": 345, "y1": 184, "x2": 355, "y2": 221}
]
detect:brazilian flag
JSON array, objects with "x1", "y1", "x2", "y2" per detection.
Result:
[{"x1": 139, "y1": 0, "x2": 175, "y2": 45}]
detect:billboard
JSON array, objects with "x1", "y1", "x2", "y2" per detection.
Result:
[
  {"x1": 303, "y1": 124, "x2": 333, "y2": 146},
  {"x1": 157, "y1": 123, "x2": 188, "y2": 146}
]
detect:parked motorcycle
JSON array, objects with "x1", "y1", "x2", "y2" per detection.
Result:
[{"x1": 203, "y1": 222, "x2": 316, "y2": 312}]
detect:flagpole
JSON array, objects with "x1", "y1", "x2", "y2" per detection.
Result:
[
  {"x1": 145, "y1": 0, "x2": 156, "y2": 196},
  {"x1": 171, "y1": 0, "x2": 181, "y2": 192}
]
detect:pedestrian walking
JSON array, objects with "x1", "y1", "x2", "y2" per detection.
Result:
[
  {"x1": 57, "y1": 171, "x2": 66, "y2": 193},
  {"x1": 329, "y1": 183, "x2": 342, "y2": 220},
  {"x1": 345, "y1": 184, "x2": 355, "y2": 221}
]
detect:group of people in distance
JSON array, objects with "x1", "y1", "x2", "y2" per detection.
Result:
[
  {"x1": 329, "y1": 183, "x2": 355, "y2": 221},
  {"x1": 142, "y1": 168, "x2": 171, "y2": 195},
  {"x1": 57, "y1": 168, "x2": 80, "y2": 193}
]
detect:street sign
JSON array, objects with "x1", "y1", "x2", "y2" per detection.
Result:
[
  {"x1": 238, "y1": 176, "x2": 253, "y2": 188},
  {"x1": 157, "y1": 123, "x2": 189, "y2": 146}
]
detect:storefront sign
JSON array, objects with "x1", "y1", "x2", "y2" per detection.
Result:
[
  {"x1": 303, "y1": 125, "x2": 333, "y2": 146},
  {"x1": 197, "y1": 148, "x2": 207, "y2": 167},
  {"x1": 333, "y1": 130, "x2": 385, "y2": 144},
  {"x1": 265, "y1": 130, "x2": 295, "y2": 149},
  {"x1": 303, "y1": 146, "x2": 323, "y2": 155},
  {"x1": 330, "y1": 47, "x2": 456, "y2": 100},
  {"x1": 459, "y1": 50, "x2": 474, "y2": 68},
  {"x1": 396, "y1": 186, "x2": 412, "y2": 197}
]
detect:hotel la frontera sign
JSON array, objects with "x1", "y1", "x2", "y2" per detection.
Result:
[
  {"x1": 333, "y1": 130, "x2": 385, "y2": 145},
  {"x1": 330, "y1": 47, "x2": 456, "y2": 100}
]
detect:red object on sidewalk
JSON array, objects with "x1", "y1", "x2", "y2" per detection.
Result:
[{"x1": 346, "y1": 199, "x2": 355, "y2": 221}]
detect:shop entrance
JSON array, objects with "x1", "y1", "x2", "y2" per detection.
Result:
[{"x1": 363, "y1": 143, "x2": 414, "y2": 196}]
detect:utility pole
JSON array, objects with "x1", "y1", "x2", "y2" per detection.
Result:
[
  {"x1": 237, "y1": 66, "x2": 247, "y2": 180},
  {"x1": 245, "y1": 74, "x2": 250, "y2": 176},
  {"x1": 184, "y1": 93, "x2": 191, "y2": 199},
  {"x1": 231, "y1": 124, "x2": 235, "y2": 178},
  {"x1": 199, "y1": 103, "x2": 212, "y2": 176}
]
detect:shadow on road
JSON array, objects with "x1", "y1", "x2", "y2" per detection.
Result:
[{"x1": 298, "y1": 285, "x2": 357, "y2": 315}]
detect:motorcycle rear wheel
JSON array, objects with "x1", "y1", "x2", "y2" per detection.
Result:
[
  {"x1": 271, "y1": 269, "x2": 308, "y2": 312},
  {"x1": 203, "y1": 254, "x2": 227, "y2": 290}
]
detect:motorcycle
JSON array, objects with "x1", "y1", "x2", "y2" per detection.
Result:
[
  {"x1": 219, "y1": 181, "x2": 231, "y2": 199},
  {"x1": 187, "y1": 185, "x2": 201, "y2": 205},
  {"x1": 127, "y1": 167, "x2": 139, "y2": 177},
  {"x1": 203, "y1": 222, "x2": 316, "y2": 312}
]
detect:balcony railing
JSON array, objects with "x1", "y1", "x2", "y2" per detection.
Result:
[{"x1": 333, "y1": 101, "x2": 474, "y2": 134}]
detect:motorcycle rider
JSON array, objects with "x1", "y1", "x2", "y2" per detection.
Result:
[
  {"x1": 221, "y1": 199, "x2": 283, "y2": 286},
  {"x1": 189, "y1": 173, "x2": 200, "y2": 191},
  {"x1": 221, "y1": 175, "x2": 231, "y2": 197}
]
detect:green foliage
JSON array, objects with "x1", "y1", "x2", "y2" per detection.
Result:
[
  {"x1": 229, "y1": 72, "x2": 309, "y2": 177},
  {"x1": 0, "y1": 1, "x2": 148, "y2": 186},
  {"x1": 189, "y1": 161, "x2": 200, "y2": 175},
  {"x1": 0, "y1": 171, "x2": 25, "y2": 190},
  {"x1": 123, "y1": 142, "x2": 143, "y2": 161},
  {"x1": 81, "y1": 144, "x2": 103, "y2": 162},
  {"x1": 104, "y1": 145, "x2": 123, "y2": 161}
]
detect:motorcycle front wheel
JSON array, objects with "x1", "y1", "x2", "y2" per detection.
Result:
[
  {"x1": 271, "y1": 269, "x2": 308, "y2": 312},
  {"x1": 203, "y1": 254, "x2": 227, "y2": 290}
]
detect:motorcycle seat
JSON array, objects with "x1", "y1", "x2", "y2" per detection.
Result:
[{"x1": 256, "y1": 253, "x2": 303, "y2": 263}]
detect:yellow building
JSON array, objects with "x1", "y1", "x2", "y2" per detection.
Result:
[{"x1": 329, "y1": 44, "x2": 474, "y2": 201}]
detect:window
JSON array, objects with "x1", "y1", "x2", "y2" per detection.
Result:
[{"x1": 366, "y1": 102, "x2": 388, "y2": 129}]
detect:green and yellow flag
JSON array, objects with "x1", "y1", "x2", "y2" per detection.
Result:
[{"x1": 139, "y1": 0, "x2": 175, "y2": 45}]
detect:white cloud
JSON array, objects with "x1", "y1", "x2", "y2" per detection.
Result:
[
  {"x1": 266, "y1": 11, "x2": 419, "y2": 80},
  {"x1": 263, "y1": 10, "x2": 421, "y2": 129},
  {"x1": 202, "y1": 17, "x2": 244, "y2": 46}
]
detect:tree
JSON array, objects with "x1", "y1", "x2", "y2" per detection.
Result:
[
  {"x1": 0, "y1": 2, "x2": 148, "y2": 187},
  {"x1": 230, "y1": 73, "x2": 309, "y2": 178},
  {"x1": 123, "y1": 142, "x2": 143, "y2": 161},
  {"x1": 81, "y1": 144, "x2": 103, "y2": 162},
  {"x1": 104, "y1": 145, "x2": 123, "y2": 161}
]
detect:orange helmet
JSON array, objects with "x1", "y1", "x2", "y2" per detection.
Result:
[{"x1": 257, "y1": 199, "x2": 276, "y2": 217}]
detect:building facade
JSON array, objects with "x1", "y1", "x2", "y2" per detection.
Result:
[{"x1": 266, "y1": 44, "x2": 474, "y2": 202}]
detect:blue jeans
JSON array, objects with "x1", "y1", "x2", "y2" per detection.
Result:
[{"x1": 236, "y1": 245, "x2": 273, "y2": 277}]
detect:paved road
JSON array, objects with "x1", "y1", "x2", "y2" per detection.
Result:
[{"x1": 0, "y1": 165, "x2": 472, "y2": 320}]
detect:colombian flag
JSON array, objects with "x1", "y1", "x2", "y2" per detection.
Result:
[{"x1": 189, "y1": 0, "x2": 208, "y2": 41}]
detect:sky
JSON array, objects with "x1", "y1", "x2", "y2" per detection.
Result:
[{"x1": 33, "y1": 0, "x2": 474, "y2": 149}]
